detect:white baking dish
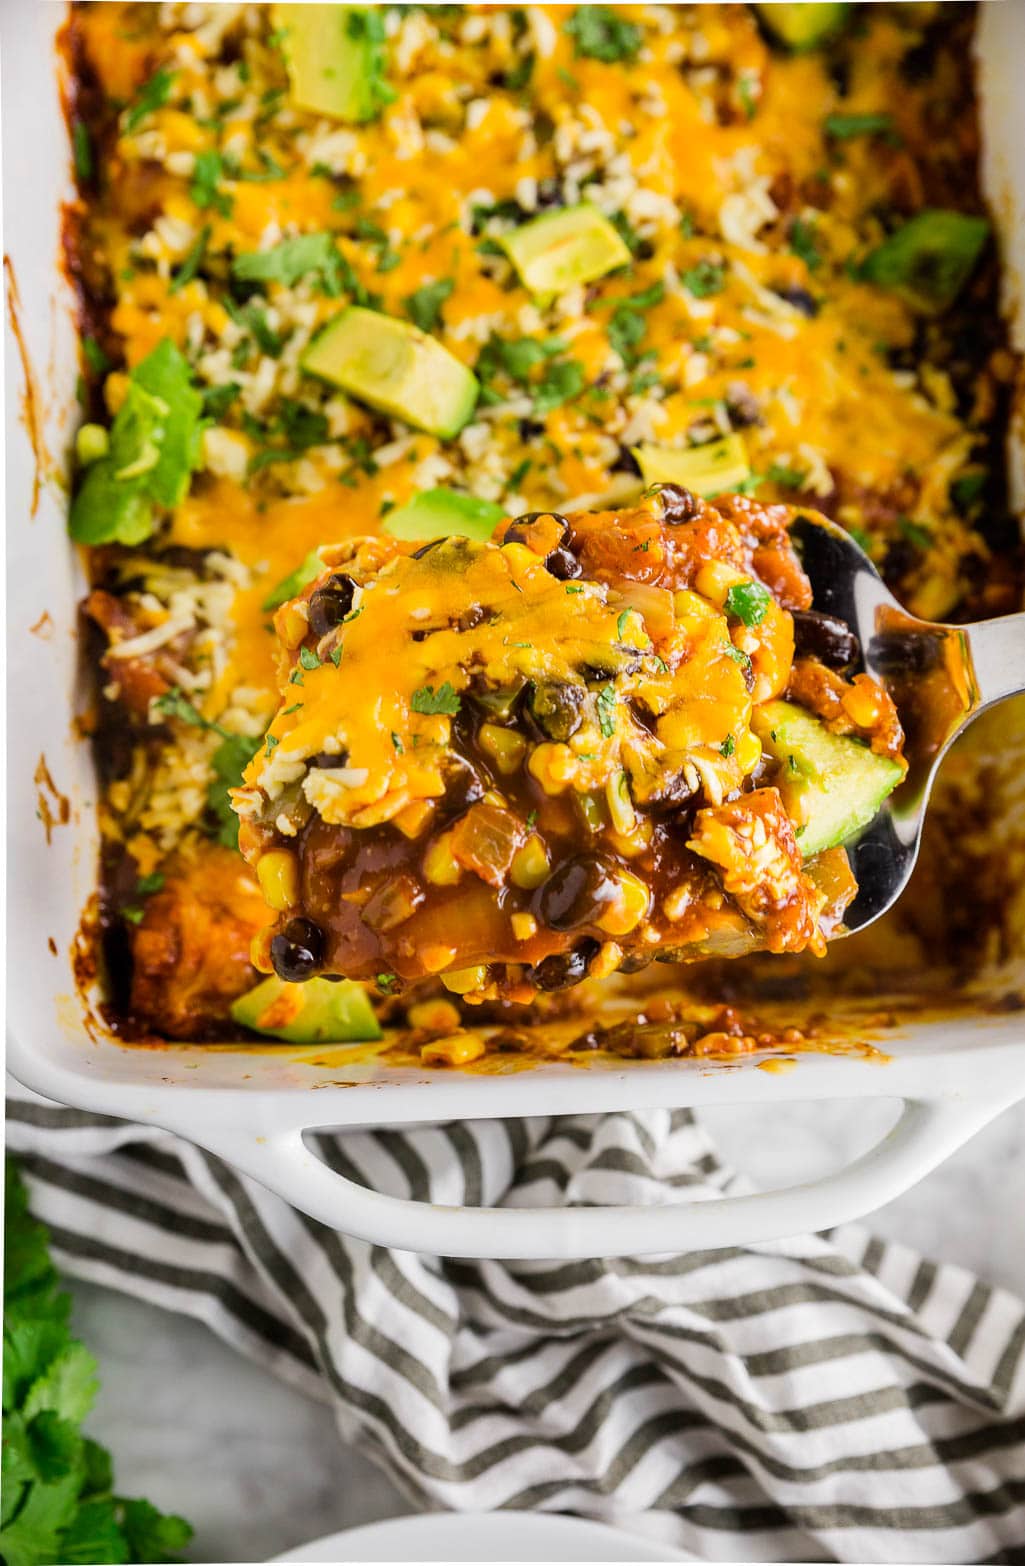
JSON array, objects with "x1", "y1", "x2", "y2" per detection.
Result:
[{"x1": 6, "y1": 1, "x2": 1025, "y2": 1259}]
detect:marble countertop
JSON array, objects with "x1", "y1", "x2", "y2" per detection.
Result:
[{"x1": 70, "y1": 1097, "x2": 1025, "y2": 1563}]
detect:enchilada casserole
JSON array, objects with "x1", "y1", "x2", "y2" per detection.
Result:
[{"x1": 64, "y1": 2, "x2": 1022, "y2": 1060}]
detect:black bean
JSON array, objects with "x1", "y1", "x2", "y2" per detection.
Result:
[
  {"x1": 726, "y1": 382, "x2": 763, "y2": 429},
  {"x1": 526, "y1": 680, "x2": 584, "y2": 742},
  {"x1": 792, "y1": 609, "x2": 860, "y2": 669},
  {"x1": 308, "y1": 574, "x2": 357, "y2": 637},
  {"x1": 270, "y1": 917, "x2": 324, "y2": 983},
  {"x1": 439, "y1": 754, "x2": 486, "y2": 818},
  {"x1": 774, "y1": 286, "x2": 819, "y2": 318},
  {"x1": 867, "y1": 628, "x2": 944, "y2": 677},
  {"x1": 657, "y1": 484, "x2": 701, "y2": 525},
  {"x1": 503, "y1": 512, "x2": 570, "y2": 548},
  {"x1": 518, "y1": 417, "x2": 545, "y2": 441},
  {"x1": 309, "y1": 749, "x2": 351, "y2": 769},
  {"x1": 534, "y1": 855, "x2": 617, "y2": 932},
  {"x1": 411, "y1": 538, "x2": 446, "y2": 559},
  {"x1": 531, "y1": 938, "x2": 601, "y2": 991},
  {"x1": 543, "y1": 544, "x2": 583, "y2": 581},
  {"x1": 611, "y1": 445, "x2": 642, "y2": 476}
]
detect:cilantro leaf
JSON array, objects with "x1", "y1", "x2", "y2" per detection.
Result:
[
  {"x1": 123, "y1": 68, "x2": 176, "y2": 134},
  {"x1": 2, "y1": 1162, "x2": 193, "y2": 1565},
  {"x1": 606, "y1": 283, "x2": 664, "y2": 365},
  {"x1": 405, "y1": 278, "x2": 454, "y2": 334},
  {"x1": 564, "y1": 6, "x2": 642, "y2": 63},
  {"x1": 825, "y1": 111, "x2": 899, "y2": 143},
  {"x1": 207, "y1": 732, "x2": 262, "y2": 850},
  {"x1": 596, "y1": 683, "x2": 617, "y2": 738},
  {"x1": 533, "y1": 356, "x2": 585, "y2": 415},
  {"x1": 189, "y1": 149, "x2": 232, "y2": 217},
  {"x1": 72, "y1": 123, "x2": 93, "y2": 183},
  {"x1": 724, "y1": 580, "x2": 771, "y2": 627},
  {"x1": 233, "y1": 232, "x2": 344, "y2": 294},
  {"x1": 169, "y1": 224, "x2": 210, "y2": 294},
  {"x1": 789, "y1": 218, "x2": 821, "y2": 272},
  {"x1": 681, "y1": 260, "x2": 725, "y2": 298},
  {"x1": 411, "y1": 682, "x2": 461, "y2": 716}
]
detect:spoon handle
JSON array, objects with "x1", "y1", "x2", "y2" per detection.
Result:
[{"x1": 965, "y1": 611, "x2": 1025, "y2": 709}]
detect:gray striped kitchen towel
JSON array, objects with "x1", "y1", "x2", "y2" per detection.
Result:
[{"x1": 7, "y1": 1085, "x2": 1025, "y2": 1565}]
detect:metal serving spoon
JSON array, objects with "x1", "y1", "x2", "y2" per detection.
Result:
[{"x1": 791, "y1": 514, "x2": 1025, "y2": 933}]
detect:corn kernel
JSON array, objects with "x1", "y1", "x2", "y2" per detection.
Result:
[
  {"x1": 420, "y1": 943, "x2": 457, "y2": 973},
  {"x1": 423, "y1": 832, "x2": 462, "y2": 886},
  {"x1": 695, "y1": 560, "x2": 748, "y2": 607},
  {"x1": 735, "y1": 729, "x2": 762, "y2": 775},
  {"x1": 441, "y1": 964, "x2": 490, "y2": 995},
  {"x1": 596, "y1": 869, "x2": 650, "y2": 935},
  {"x1": 407, "y1": 999, "x2": 462, "y2": 1032},
  {"x1": 510, "y1": 835, "x2": 549, "y2": 889},
  {"x1": 673, "y1": 588, "x2": 717, "y2": 624},
  {"x1": 842, "y1": 676, "x2": 883, "y2": 729},
  {"x1": 256, "y1": 849, "x2": 299, "y2": 912},
  {"x1": 528, "y1": 742, "x2": 577, "y2": 793},
  {"x1": 421, "y1": 1032, "x2": 487, "y2": 1067},
  {"x1": 511, "y1": 911, "x2": 538, "y2": 941},
  {"x1": 478, "y1": 722, "x2": 527, "y2": 775},
  {"x1": 394, "y1": 799, "x2": 434, "y2": 839},
  {"x1": 588, "y1": 940, "x2": 623, "y2": 980},
  {"x1": 249, "y1": 926, "x2": 275, "y2": 973},
  {"x1": 280, "y1": 603, "x2": 310, "y2": 650}
]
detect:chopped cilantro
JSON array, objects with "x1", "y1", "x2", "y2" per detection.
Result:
[
  {"x1": 233, "y1": 232, "x2": 344, "y2": 295},
  {"x1": 724, "y1": 580, "x2": 772, "y2": 627},
  {"x1": 898, "y1": 516, "x2": 933, "y2": 551},
  {"x1": 391, "y1": 732, "x2": 404, "y2": 753},
  {"x1": 564, "y1": 5, "x2": 642, "y2": 64},
  {"x1": 557, "y1": 65, "x2": 581, "y2": 92},
  {"x1": 344, "y1": 7, "x2": 397, "y2": 118},
  {"x1": 123, "y1": 67, "x2": 176, "y2": 133},
  {"x1": 2, "y1": 1160, "x2": 193, "y2": 1564},
  {"x1": 72, "y1": 122, "x2": 93, "y2": 182},
  {"x1": 507, "y1": 456, "x2": 532, "y2": 491},
  {"x1": 738, "y1": 72, "x2": 758, "y2": 122},
  {"x1": 789, "y1": 218, "x2": 821, "y2": 272},
  {"x1": 152, "y1": 688, "x2": 208, "y2": 729},
  {"x1": 951, "y1": 471, "x2": 987, "y2": 508},
  {"x1": 264, "y1": 733, "x2": 280, "y2": 757},
  {"x1": 606, "y1": 282, "x2": 664, "y2": 365},
  {"x1": 376, "y1": 973, "x2": 398, "y2": 992},
  {"x1": 616, "y1": 610, "x2": 631, "y2": 639},
  {"x1": 282, "y1": 703, "x2": 303, "y2": 716},
  {"x1": 533, "y1": 356, "x2": 585, "y2": 415},
  {"x1": 595, "y1": 683, "x2": 617, "y2": 738},
  {"x1": 299, "y1": 646, "x2": 321, "y2": 670},
  {"x1": 565, "y1": 584, "x2": 584, "y2": 595},
  {"x1": 169, "y1": 224, "x2": 211, "y2": 294},
  {"x1": 825, "y1": 111, "x2": 899, "y2": 144},
  {"x1": 135, "y1": 872, "x2": 165, "y2": 897},
  {"x1": 208, "y1": 733, "x2": 262, "y2": 848},
  {"x1": 766, "y1": 461, "x2": 805, "y2": 488},
  {"x1": 723, "y1": 643, "x2": 753, "y2": 670},
  {"x1": 201, "y1": 381, "x2": 241, "y2": 421},
  {"x1": 411, "y1": 682, "x2": 461, "y2": 716},
  {"x1": 525, "y1": 809, "x2": 538, "y2": 830},
  {"x1": 405, "y1": 277, "x2": 454, "y2": 334},
  {"x1": 190, "y1": 149, "x2": 232, "y2": 217},
  {"x1": 720, "y1": 734, "x2": 736, "y2": 757},
  {"x1": 82, "y1": 337, "x2": 110, "y2": 377},
  {"x1": 681, "y1": 260, "x2": 725, "y2": 298},
  {"x1": 330, "y1": 645, "x2": 343, "y2": 667}
]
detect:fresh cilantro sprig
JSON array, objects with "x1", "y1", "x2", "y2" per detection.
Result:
[
  {"x1": 411, "y1": 682, "x2": 461, "y2": 716},
  {"x1": 724, "y1": 580, "x2": 771, "y2": 627},
  {"x1": 1, "y1": 1160, "x2": 193, "y2": 1565},
  {"x1": 405, "y1": 278, "x2": 454, "y2": 334},
  {"x1": 152, "y1": 689, "x2": 261, "y2": 850},
  {"x1": 564, "y1": 5, "x2": 642, "y2": 63},
  {"x1": 122, "y1": 68, "x2": 176, "y2": 134}
]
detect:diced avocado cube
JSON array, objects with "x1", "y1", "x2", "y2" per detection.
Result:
[
  {"x1": 501, "y1": 204, "x2": 631, "y2": 298},
  {"x1": 755, "y1": 3, "x2": 849, "y2": 51},
  {"x1": 231, "y1": 973, "x2": 382, "y2": 1044},
  {"x1": 383, "y1": 488, "x2": 505, "y2": 543},
  {"x1": 753, "y1": 699, "x2": 904, "y2": 858},
  {"x1": 272, "y1": 4, "x2": 392, "y2": 124},
  {"x1": 860, "y1": 210, "x2": 990, "y2": 315},
  {"x1": 633, "y1": 434, "x2": 750, "y2": 497},
  {"x1": 302, "y1": 307, "x2": 479, "y2": 439},
  {"x1": 262, "y1": 550, "x2": 323, "y2": 612}
]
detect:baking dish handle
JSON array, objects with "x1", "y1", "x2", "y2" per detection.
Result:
[{"x1": 196, "y1": 1086, "x2": 1017, "y2": 1258}]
